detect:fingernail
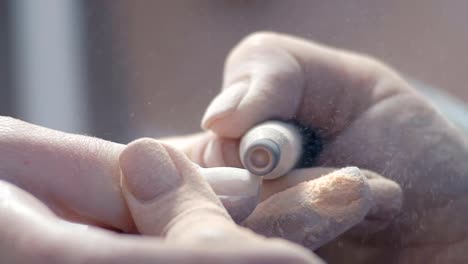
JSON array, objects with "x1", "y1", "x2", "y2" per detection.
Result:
[
  {"x1": 200, "y1": 167, "x2": 260, "y2": 197},
  {"x1": 366, "y1": 178, "x2": 403, "y2": 220},
  {"x1": 201, "y1": 81, "x2": 249, "y2": 130},
  {"x1": 200, "y1": 167, "x2": 261, "y2": 222},
  {"x1": 120, "y1": 139, "x2": 182, "y2": 202},
  {"x1": 334, "y1": 166, "x2": 361, "y2": 177}
]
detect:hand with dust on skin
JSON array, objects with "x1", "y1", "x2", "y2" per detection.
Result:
[
  {"x1": 1, "y1": 116, "x2": 387, "y2": 264},
  {"x1": 168, "y1": 32, "x2": 468, "y2": 263},
  {"x1": 0, "y1": 119, "x2": 322, "y2": 263}
]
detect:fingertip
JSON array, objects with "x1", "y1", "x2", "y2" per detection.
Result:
[
  {"x1": 244, "y1": 166, "x2": 372, "y2": 250},
  {"x1": 119, "y1": 138, "x2": 236, "y2": 238},
  {"x1": 119, "y1": 138, "x2": 164, "y2": 173},
  {"x1": 120, "y1": 138, "x2": 181, "y2": 203}
]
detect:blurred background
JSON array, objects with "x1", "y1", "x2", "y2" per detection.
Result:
[{"x1": 1, "y1": 0, "x2": 467, "y2": 143}]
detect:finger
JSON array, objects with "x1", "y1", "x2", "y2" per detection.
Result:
[
  {"x1": 0, "y1": 117, "x2": 252, "y2": 232},
  {"x1": 200, "y1": 166, "x2": 261, "y2": 223},
  {"x1": 243, "y1": 167, "x2": 377, "y2": 250},
  {"x1": 0, "y1": 179, "x2": 137, "y2": 264},
  {"x1": 0, "y1": 116, "x2": 133, "y2": 231},
  {"x1": 0, "y1": 181, "x2": 319, "y2": 264},
  {"x1": 161, "y1": 132, "x2": 242, "y2": 168},
  {"x1": 119, "y1": 138, "x2": 249, "y2": 240},
  {"x1": 119, "y1": 137, "x2": 260, "y2": 232},
  {"x1": 202, "y1": 32, "x2": 411, "y2": 139},
  {"x1": 162, "y1": 134, "x2": 261, "y2": 222},
  {"x1": 163, "y1": 135, "x2": 403, "y2": 230},
  {"x1": 119, "y1": 138, "x2": 320, "y2": 263},
  {"x1": 261, "y1": 166, "x2": 403, "y2": 234}
]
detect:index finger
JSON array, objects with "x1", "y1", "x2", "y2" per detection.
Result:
[{"x1": 202, "y1": 32, "x2": 412, "y2": 139}]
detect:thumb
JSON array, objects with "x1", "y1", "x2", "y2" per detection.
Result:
[
  {"x1": 118, "y1": 138, "x2": 323, "y2": 264},
  {"x1": 119, "y1": 138, "x2": 234, "y2": 241}
]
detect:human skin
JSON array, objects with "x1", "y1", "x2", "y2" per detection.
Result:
[
  {"x1": 0, "y1": 115, "x2": 400, "y2": 263},
  {"x1": 178, "y1": 32, "x2": 468, "y2": 263},
  {"x1": 0, "y1": 134, "x2": 323, "y2": 263},
  {"x1": 1, "y1": 31, "x2": 464, "y2": 263}
]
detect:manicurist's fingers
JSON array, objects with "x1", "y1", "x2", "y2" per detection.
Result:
[
  {"x1": 202, "y1": 32, "x2": 411, "y2": 139},
  {"x1": 260, "y1": 166, "x2": 403, "y2": 236},
  {"x1": 163, "y1": 135, "x2": 403, "y2": 234},
  {"x1": 243, "y1": 167, "x2": 377, "y2": 250}
]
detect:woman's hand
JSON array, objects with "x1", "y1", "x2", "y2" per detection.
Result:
[
  {"x1": 0, "y1": 121, "x2": 321, "y2": 263},
  {"x1": 178, "y1": 32, "x2": 468, "y2": 263}
]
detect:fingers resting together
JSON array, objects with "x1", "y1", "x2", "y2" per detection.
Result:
[
  {"x1": 0, "y1": 138, "x2": 320, "y2": 264},
  {"x1": 0, "y1": 130, "x2": 402, "y2": 263},
  {"x1": 0, "y1": 31, "x2": 411, "y2": 263}
]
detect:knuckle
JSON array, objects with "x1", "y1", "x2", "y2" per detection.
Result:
[
  {"x1": 226, "y1": 31, "x2": 282, "y2": 64},
  {"x1": 362, "y1": 55, "x2": 391, "y2": 75},
  {"x1": 350, "y1": 52, "x2": 395, "y2": 78}
]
